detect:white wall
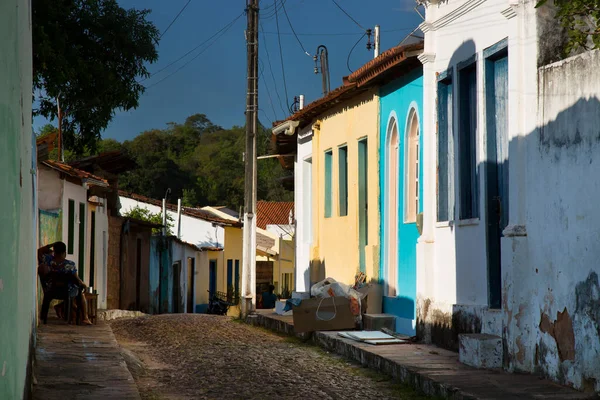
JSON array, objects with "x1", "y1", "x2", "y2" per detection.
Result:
[
  {"x1": 418, "y1": 0, "x2": 519, "y2": 325},
  {"x1": 119, "y1": 196, "x2": 224, "y2": 248},
  {"x1": 171, "y1": 242, "x2": 199, "y2": 313},
  {"x1": 88, "y1": 202, "x2": 109, "y2": 309},
  {"x1": 501, "y1": 49, "x2": 600, "y2": 391},
  {"x1": 38, "y1": 166, "x2": 63, "y2": 210},
  {"x1": 294, "y1": 126, "x2": 313, "y2": 292}
]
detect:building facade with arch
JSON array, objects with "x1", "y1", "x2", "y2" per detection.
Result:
[{"x1": 379, "y1": 68, "x2": 424, "y2": 336}]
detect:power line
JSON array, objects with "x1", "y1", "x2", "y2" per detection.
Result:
[
  {"x1": 159, "y1": 0, "x2": 192, "y2": 40},
  {"x1": 260, "y1": 25, "x2": 287, "y2": 117},
  {"x1": 145, "y1": 15, "x2": 242, "y2": 90},
  {"x1": 261, "y1": 27, "x2": 413, "y2": 36},
  {"x1": 141, "y1": 12, "x2": 244, "y2": 84},
  {"x1": 273, "y1": 0, "x2": 290, "y2": 111},
  {"x1": 347, "y1": 31, "x2": 367, "y2": 73},
  {"x1": 281, "y1": 0, "x2": 311, "y2": 57},
  {"x1": 258, "y1": 60, "x2": 278, "y2": 122},
  {"x1": 330, "y1": 0, "x2": 365, "y2": 31}
]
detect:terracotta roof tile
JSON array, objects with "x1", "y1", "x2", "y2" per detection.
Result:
[
  {"x1": 347, "y1": 41, "x2": 424, "y2": 87},
  {"x1": 42, "y1": 160, "x2": 109, "y2": 187},
  {"x1": 256, "y1": 201, "x2": 294, "y2": 230}
]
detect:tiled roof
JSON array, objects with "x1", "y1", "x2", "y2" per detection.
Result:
[
  {"x1": 271, "y1": 41, "x2": 424, "y2": 171},
  {"x1": 346, "y1": 41, "x2": 424, "y2": 87},
  {"x1": 42, "y1": 160, "x2": 109, "y2": 187},
  {"x1": 69, "y1": 151, "x2": 137, "y2": 175},
  {"x1": 272, "y1": 41, "x2": 424, "y2": 131},
  {"x1": 168, "y1": 236, "x2": 223, "y2": 252},
  {"x1": 118, "y1": 191, "x2": 242, "y2": 227},
  {"x1": 256, "y1": 201, "x2": 294, "y2": 230}
]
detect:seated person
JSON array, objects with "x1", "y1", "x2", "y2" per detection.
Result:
[
  {"x1": 261, "y1": 284, "x2": 277, "y2": 309},
  {"x1": 38, "y1": 241, "x2": 92, "y2": 325}
]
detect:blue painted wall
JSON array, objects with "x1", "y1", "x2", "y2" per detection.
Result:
[{"x1": 379, "y1": 68, "x2": 423, "y2": 335}]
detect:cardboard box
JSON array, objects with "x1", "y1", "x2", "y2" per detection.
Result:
[
  {"x1": 292, "y1": 296, "x2": 356, "y2": 333},
  {"x1": 357, "y1": 283, "x2": 383, "y2": 315}
]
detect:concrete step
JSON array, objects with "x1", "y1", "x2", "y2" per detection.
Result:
[
  {"x1": 459, "y1": 333, "x2": 502, "y2": 369},
  {"x1": 363, "y1": 313, "x2": 396, "y2": 332},
  {"x1": 481, "y1": 309, "x2": 503, "y2": 336}
]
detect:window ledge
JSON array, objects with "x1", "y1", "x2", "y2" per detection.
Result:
[
  {"x1": 436, "y1": 221, "x2": 453, "y2": 228},
  {"x1": 457, "y1": 218, "x2": 480, "y2": 226}
]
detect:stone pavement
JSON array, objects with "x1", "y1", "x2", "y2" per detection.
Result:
[
  {"x1": 33, "y1": 317, "x2": 140, "y2": 400},
  {"x1": 250, "y1": 311, "x2": 599, "y2": 400}
]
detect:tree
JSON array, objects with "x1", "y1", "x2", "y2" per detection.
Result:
[
  {"x1": 536, "y1": 0, "x2": 600, "y2": 54},
  {"x1": 122, "y1": 205, "x2": 174, "y2": 235},
  {"x1": 32, "y1": 0, "x2": 159, "y2": 154},
  {"x1": 37, "y1": 124, "x2": 57, "y2": 138}
]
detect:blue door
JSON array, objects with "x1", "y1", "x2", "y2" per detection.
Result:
[
  {"x1": 485, "y1": 50, "x2": 509, "y2": 309},
  {"x1": 209, "y1": 260, "x2": 217, "y2": 295}
]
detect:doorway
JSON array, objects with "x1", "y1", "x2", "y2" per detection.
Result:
[
  {"x1": 187, "y1": 257, "x2": 195, "y2": 313},
  {"x1": 173, "y1": 261, "x2": 182, "y2": 313},
  {"x1": 89, "y1": 211, "x2": 96, "y2": 288},
  {"x1": 358, "y1": 139, "x2": 368, "y2": 274},
  {"x1": 485, "y1": 48, "x2": 509, "y2": 309},
  {"x1": 385, "y1": 118, "x2": 399, "y2": 297},
  {"x1": 209, "y1": 259, "x2": 217, "y2": 296}
]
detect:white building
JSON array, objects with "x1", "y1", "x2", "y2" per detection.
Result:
[
  {"x1": 119, "y1": 192, "x2": 224, "y2": 249},
  {"x1": 293, "y1": 125, "x2": 314, "y2": 293},
  {"x1": 419, "y1": 0, "x2": 600, "y2": 391},
  {"x1": 38, "y1": 160, "x2": 110, "y2": 308}
]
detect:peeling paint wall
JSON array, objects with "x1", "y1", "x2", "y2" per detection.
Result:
[
  {"x1": 504, "y1": 49, "x2": 600, "y2": 392},
  {"x1": 0, "y1": 0, "x2": 35, "y2": 398}
]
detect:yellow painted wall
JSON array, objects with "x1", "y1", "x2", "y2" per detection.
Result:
[
  {"x1": 276, "y1": 238, "x2": 295, "y2": 294},
  {"x1": 311, "y1": 88, "x2": 380, "y2": 286},
  {"x1": 195, "y1": 250, "x2": 222, "y2": 306}
]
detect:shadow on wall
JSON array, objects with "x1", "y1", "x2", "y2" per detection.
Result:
[
  {"x1": 505, "y1": 93, "x2": 600, "y2": 391},
  {"x1": 309, "y1": 259, "x2": 326, "y2": 287},
  {"x1": 418, "y1": 39, "x2": 490, "y2": 351},
  {"x1": 422, "y1": 42, "x2": 600, "y2": 389}
]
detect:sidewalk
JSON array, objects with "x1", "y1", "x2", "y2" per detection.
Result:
[
  {"x1": 33, "y1": 317, "x2": 140, "y2": 400},
  {"x1": 249, "y1": 311, "x2": 598, "y2": 400}
]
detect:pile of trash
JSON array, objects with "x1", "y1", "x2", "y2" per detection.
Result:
[{"x1": 282, "y1": 277, "x2": 366, "y2": 327}]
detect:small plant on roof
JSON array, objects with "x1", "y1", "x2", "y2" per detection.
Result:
[{"x1": 123, "y1": 205, "x2": 174, "y2": 235}]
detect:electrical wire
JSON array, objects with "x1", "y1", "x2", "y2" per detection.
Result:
[
  {"x1": 261, "y1": 27, "x2": 413, "y2": 36},
  {"x1": 347, "y1": 32, "x2": 367, "y2": 73},
  {"x1": 330, "y1": 0, "x2": 365, "y2": 31},
  {"x1": 145, "y1": 15, "x2": 242, "y2": 90},
  {"x1": 281, "y1": 0, "x2": 311, "y2": 57},
  {"x1": 260, "y1": 24, "x2": 287, "y2": 117},
  {"x1": 273, "y1": 0, "x2": 290, "y2": 111},
  {"x1": 140, "y1": 12, "x2": 244, "y2": 84},
  {"x1": 159, "y1": 0, "x2": 192, "y2": 40},
  {"x1": 258, "y1": 60, "x2": 278, "y2": 123}
]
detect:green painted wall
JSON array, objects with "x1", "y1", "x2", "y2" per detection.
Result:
[{"x1": 0, "y1": 0, "x2": 35, "y2": 399}]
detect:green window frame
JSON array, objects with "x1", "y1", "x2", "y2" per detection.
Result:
[
  {"x1": 324, "y1": 150, "x2": 333, "y2": 218},
  {"x1": 67, "y1": 199, "x2": 75, "y2": 254},
  {"x1": 338, "y1": 145, "x2": 348, "y2": 216}
]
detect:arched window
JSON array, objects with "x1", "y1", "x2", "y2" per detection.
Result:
[
  {"x1": 405, "y1": 109, "x2": 420, "y2": 223},
  {"x1": 386, "y1": 116, "x2": 398, "y2": 297}
]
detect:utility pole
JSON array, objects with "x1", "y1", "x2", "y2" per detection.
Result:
[
  {"x1": 57, "y1": 97, "x2": 63, "y2": 162},
  {"x1": 241, "y1": 0, "x2": 259, "y2": 318},
  {"x1": 374, "y1": 25, "x2": 380, "y2": 58}
]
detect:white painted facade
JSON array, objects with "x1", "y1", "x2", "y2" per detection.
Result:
[
  {"x1": 419, "y1": 0, "x2": 600, "y2": 392},
  {"x1": 38, "y1": 164, "x2": 110, "y2": 308},
  {"x1": 293, "y1": 125, "x2": 313, "y2": 293},
  {"x1": 119, "y1": 195, "x2": 224, "y2": 248},
  {"x1": 418, "y1": 0, "x2": 526, "y2": 331}
]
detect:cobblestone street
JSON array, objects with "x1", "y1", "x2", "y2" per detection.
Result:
[{"x1": 110, "y1": 314, "x2": 433, "y2": 400}]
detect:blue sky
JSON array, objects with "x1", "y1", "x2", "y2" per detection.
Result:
[{"x1": 33, "y1": 0, "x2": 423, "y2": 142}]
